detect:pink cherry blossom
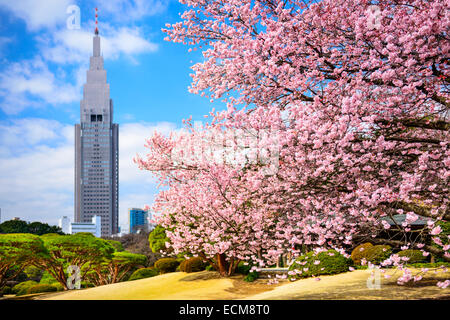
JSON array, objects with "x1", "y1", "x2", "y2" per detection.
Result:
[
  {"x1": 437, "y1": 280, "x2": 450, "y2": 289},
  {"x1": 136, "y1": 0, "x2": 450, "y2": 280},
  {"x1": 430, "y1": 226, "x2": 442, "y2": 236}
]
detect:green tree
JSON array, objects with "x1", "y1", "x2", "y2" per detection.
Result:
[
  {"x1": 34, "y1": 233, "x2": 115, "y2": 290},
  {"x1": 0, "y1": 234, "x2": 48, "y2": 293},
  {"x1": 105, "y1": 239, "x2": 124, "y2": 252},
  {"x1": 27, "y1": 222, "x2": 63, "y2": 235},
  {"x1": 86, "y1": 251, "x2": 147, "y2": 286},
  {"x1": 0, "y1": 220, "x2": 29, "y2": 234},
  {"x1": 0, "y1": 220, "x2": 63, "y2": 235},
  {"x1": 148, "y1": 225, "x2": 170, "y2": 253}
]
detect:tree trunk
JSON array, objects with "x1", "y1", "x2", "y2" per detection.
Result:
[{"x1": 216, "y1": 253, "x2": 229, "y2": 276}]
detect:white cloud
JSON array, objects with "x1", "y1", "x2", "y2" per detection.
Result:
[
  {"x1": 118, "y1": 121, "x2": 177, "y2": 232},
  {"x1": 0, "y1": 119, "x2": 74, "y2": 225},
  {"x1": 0, "y1": 57, "x2": 81, "y2": 114},
  {"x1": 119, "y1": 121, "x2": 176, "y2": 184},
  {"x1": 40, "y1": 25, "x2": 158, "y2": 64},
  {"x1": 0, "y1": 118, "x2": 68, "y2": 151},
  {"x1": 0, "y1": 25, "x2": 157, "y2": 114},
  {"x1": 0, "y1": 1, "x2": 160, "y2": 115},
  {"x1": 0, "y1": 118, "x2": 177, "y2": 232},
  {"x1": 0, "y1": 0, "x2": 72, "y2": 31}
]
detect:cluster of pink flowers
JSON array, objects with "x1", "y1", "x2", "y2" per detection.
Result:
[{"x1": 136, "y1": 0, "x2": 449, "y2": 283}]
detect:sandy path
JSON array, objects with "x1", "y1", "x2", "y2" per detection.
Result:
[
  {"x1": 43, "y1": 272, "x2": 236, "y2": 300},
  {"x1": 243, "y1": 269, "x2": 450, "y2": 300},
  {"x1": 39, "y1": 269, "x2": 449, "y2": 300}
]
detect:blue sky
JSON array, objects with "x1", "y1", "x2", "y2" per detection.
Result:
[{"x1": 0, "y1": 0, "x2": 224, "y2": 232}]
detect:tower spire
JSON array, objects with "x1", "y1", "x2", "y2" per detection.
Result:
[
  {"x1": 93, "y1": 7, "x2": 100, "y2": 57},
  {"x1": 95, "y1": 7, "x2": 99, "y2": 35}
]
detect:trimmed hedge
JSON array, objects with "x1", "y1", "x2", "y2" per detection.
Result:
[
  {"x1": 27, "y1": 284, "x2": 58, "y2": 294},
  {"x1": 179, "y1": 257, "x2": 208, "y2": 273},
  {"x1": 288, "y1": 250, "x2": 352, "y2": 279},
  {"x1": 243, "y1": 272, "x2": 259, "y2": 282},
  {"x1": 351, "y1": 243, "x2": 391, "y2": 265},
  {"x1": 398, "y1": 249, "x2": 426, "y2": 263},
  {"x1": 12, "y1": 280, "x2": 39, "y2": 296},
  {"x1": 52, "y1": 283, "x2": 64, "y2": 291},
  {"x1": 351, "y1": 243, "x2": 373, "y2": 265},
  {"x1": 1, "y1": 286, "x2": 12, "y2": 295},
  {"x1": 154, "y1": 258, "x2": 180, "y2": 274},
  {"x1": 363, "y1": 245, "x2": 392, "y2": 264},
  {"x1": 128, "y1": 267, "x2": 159, "y2": 281}
]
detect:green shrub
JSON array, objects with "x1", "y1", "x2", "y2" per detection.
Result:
[
  {"x1": 407, "y1": 262, "x2": 450, "y2": 268},
  {"x1": 128, "y1": 267, "x2": 159, "y2": 281},
  {"x1": 175, "y1": 257, "x2": 186, "y2": 271},
  {"x1": 154, "y1": 258, "x2": 180, "y2": 274},
  {"x1": 105, "y1": 239, "x2": 124, "y2": 252},
  {"x1": 52, "y1": 283, "x2": 64, "y2": 291},
  {"x1": 12, "y1": 280, "x2": 38, "y2": 296},
  {"x1": 236, "y1": 261, "x2": 252, "y2": 275},
  {"x1": 148, "y1": 225, "x2": 170, "y2": 253},
  {"x1": 38, "y1": 272, "x2": 67, "y2": 290},
  {"x1": 1, "y1": 286, "x2": 12, "y2": 295},
  {"x1": 243, "y1": 272, "x2": 259, "y2": 282},
  {"x1": 179, "y1": 257, "x2": 208, "y2": 273},
  {"x1": 351, "y1": 243, "x2": 373, "y2": 265},
  {"x1": 288, "y1": 250, "x2": 352, "y2": 279},
  {"x1": 398, "y1": 249, "x2": 426, "y2": 263},
  {"x1": 26, "y1": 284, "x2": 58, "y2": 294},
  {"x1": 176, "y1": 256, "x2": 186, "y2": 263},
  {"x1": 39, "y1": 271, "x2": 58, "y2": 285},
  {"x1": 205, "y1": 265, "x2": 213, "y2": 271},
  {"x1": 81, "y1": 281, "x2": 94, "y2": 288},
  {"x1": 354, "y1": 265, "x2": 369, "y2": 270},
  {"x1": 363, "y1": 245, "x2": 392, "y2": 264}
]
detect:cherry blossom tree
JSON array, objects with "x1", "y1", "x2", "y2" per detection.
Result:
[{"x1": 137, "y1": 0, "x2": 449, "y2": 282}]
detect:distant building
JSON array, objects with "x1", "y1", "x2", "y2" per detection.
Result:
[
  {"x1": 129, "y1": 208, "x2": 151, "y2": 234},
  {"x1": 74, "y1": 23, "x2": 119, "y2": 237},
  {"x1": 59, "y1": 215, "x2": 102, "y2": 237},
  {"x1": 59, "y1": 216, "x2": 71, "y2": 234},
  {"x1": 379, "y1": 214, "x2": 433, "y2": 243}
]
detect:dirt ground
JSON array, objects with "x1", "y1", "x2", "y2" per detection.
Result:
[
  {"x1": 26, "y1": 268, "x2": 450, "y2": 300},
  {"x1": 244, "y1": 268, "x2": 450, "y2": 300},
  {"x1": 37, "y1": 271, "x2": 276, "y2": 300}
]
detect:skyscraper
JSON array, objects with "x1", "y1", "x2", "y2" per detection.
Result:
[
  {"x1": 74, "y1": 24, "x2": 119, "y2": 237},
  {"x1": 129, "y1": 208, "x2": 150, "y2": 234}
]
